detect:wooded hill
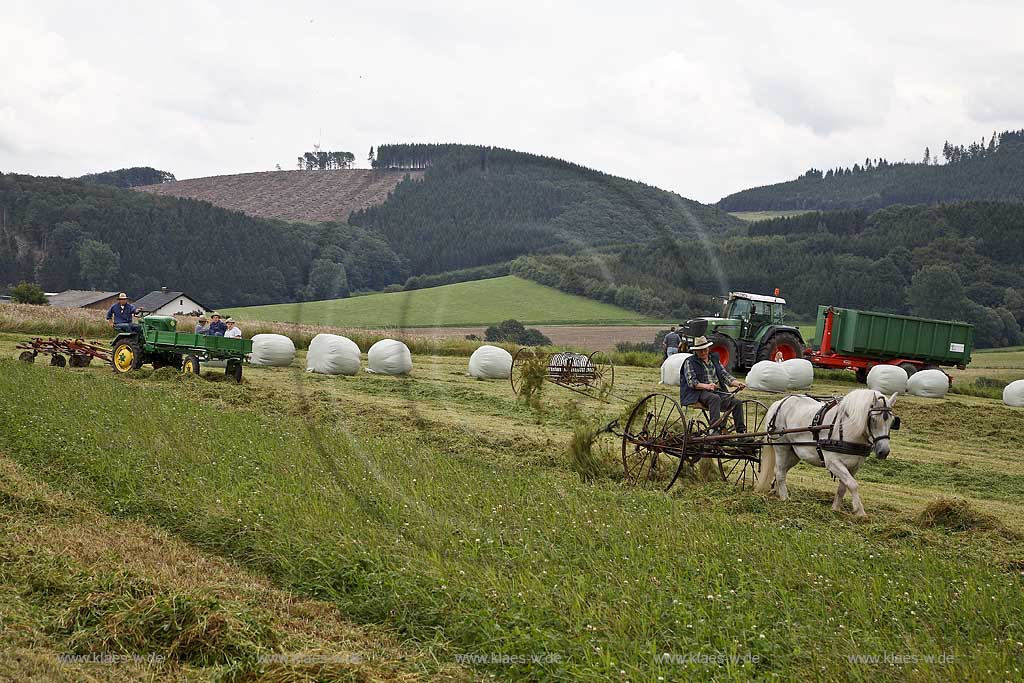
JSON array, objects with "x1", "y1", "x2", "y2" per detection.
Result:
[
  {"x1": 515, "y1": 201, "x2": 1024, "y2": 347},
  {"x1": 79, "y1": 166, "x2": 176, "y2": 188},
  {"x1": 718, "y1": 129, "x2": 1024, "y2": 211},
  {"x1": 352, "y1": 143, "x2": 742, "y2": 274}
]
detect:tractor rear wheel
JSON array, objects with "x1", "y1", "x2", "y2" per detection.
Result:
[
  {"x1": 181, "y1": 355, "x2": 201, "y2": 375},
  {"x1": 112, "y1": 340, "x2": 143, "y2": 374},
  {"x1": 757, "y1": 332, "x2": 804, "y2": 363},
  {"x1": 709, "y1": 334, "x2": 737, "y2": 372}
]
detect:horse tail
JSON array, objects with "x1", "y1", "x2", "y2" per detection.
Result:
[{"x1": 754, "y1": 444, "x2": 776, "y2": 493}]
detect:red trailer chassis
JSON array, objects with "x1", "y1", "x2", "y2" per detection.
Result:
[{"x1": 804, "y1": 308, "x2": 958, "y2": 383}]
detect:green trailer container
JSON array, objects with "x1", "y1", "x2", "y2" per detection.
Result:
[{"x1": 810, "y1": 305, "x2": 973, "y2": 377}]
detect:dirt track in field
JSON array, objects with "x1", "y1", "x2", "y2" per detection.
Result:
[{"x1": 400, "y1": 325, "x2": 666, "y2": 351}]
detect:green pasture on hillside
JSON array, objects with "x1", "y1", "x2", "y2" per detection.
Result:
[{"x1": 225, "y1": 276, "x2": 661, "y2": 327}]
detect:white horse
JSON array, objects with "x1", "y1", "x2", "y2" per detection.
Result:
[{"x1": 753, "y1": 389, "x2": 900, "y2": 518}]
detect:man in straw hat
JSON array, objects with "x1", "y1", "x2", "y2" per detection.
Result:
[{"x1": 680, "y1": 335, "x2": 747, "y2": 434}]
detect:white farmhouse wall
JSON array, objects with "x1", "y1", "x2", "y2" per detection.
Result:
[{"x1": 152, "y1": 296, "x2": 208, "y2": 316}]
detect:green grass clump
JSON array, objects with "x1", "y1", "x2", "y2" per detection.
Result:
[{"x1": 226, "y1": 276, "x2": 658, "y2": 327}]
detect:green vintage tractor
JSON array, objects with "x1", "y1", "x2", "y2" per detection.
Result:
[
  {"x1": 111, "y1": 315, "x2": 252, "y2": 382},
  {"x1": 682, "y1": 291, "x2": 805, "y2": 372}
]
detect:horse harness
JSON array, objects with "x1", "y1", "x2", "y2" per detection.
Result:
[{"x1": 767, "y1": 394, "x2": 900, "y2": 463}]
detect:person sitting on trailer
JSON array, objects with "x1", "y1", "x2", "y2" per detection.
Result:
[
  {"x1": 105, "y1": 292, "x2": 141, "y2": 333},
  {"x1": 194, "y1": 315, "x2": 210, "y2": 335},
  {"x1": 223, "y1": 318, "x2": 242, "y2": 339},
  {"x1": 208, "y1": 313, "x2": 227, "y2": 336},
  {"x1": 680, "y1": 335, "x2": 747, "y2": 434}
]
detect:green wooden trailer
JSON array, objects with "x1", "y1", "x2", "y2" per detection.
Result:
[{"x1": 111, "y1": 316, "x2": 252, "y2": 382}]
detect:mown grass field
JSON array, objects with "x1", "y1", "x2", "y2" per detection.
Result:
[
  {"x1": 224, "y1": 276, "x2": 664, "y2": 327},
  {"x1": 1, "y1": 331, "x2": 1022, "y2": 681}
]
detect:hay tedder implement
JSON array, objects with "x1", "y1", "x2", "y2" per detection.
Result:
[
  {"x1": 16, "y1": 337, "x2": 112, "y2": 367},
  {"x1": 510, "y1": 349, "x2": 614, "y2": 401}
]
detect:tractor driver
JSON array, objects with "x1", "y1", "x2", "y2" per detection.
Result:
[
  {"x1": 680, "y1": 335, "x2": 747, "y2": 434},
  {"x1": 106, "y1": 292, "x2": 141, "y2": 333}
]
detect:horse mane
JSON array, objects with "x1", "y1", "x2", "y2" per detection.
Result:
[{"x1": 834, "y1": 389, "x2": 880, "y2": 442}]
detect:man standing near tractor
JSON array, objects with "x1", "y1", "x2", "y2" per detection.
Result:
[
  {"x1": 680, "y1": 335, "x2": 747, "y2": 434},
  {"x1": 105, "y1": 292, "x2": 141, "y2": 333}
]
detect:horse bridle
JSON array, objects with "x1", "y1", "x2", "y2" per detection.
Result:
[{"x1": 865, "y1": 394, "x2": 901, "y2": 451}]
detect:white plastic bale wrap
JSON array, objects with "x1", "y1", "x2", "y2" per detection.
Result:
[
  {"x1": 866, "y1": 365, "x2": 908, "y2": 395},
  {"x1": 907, "y1": 369, "x2": 949, "y2": 399},
  {"x1": 367, "y1": 339, "x2": 412, "y2": 375},
  {"x1": 249, "y1": 333, "x2": 296, "y2": 367},
  {"x1": 659, "y1": 353, "x2": 692, "y2": 386},
  {"x1": 306, "y1": 333, "x2": 361, "y2": 375},
  {"x1": 781, "y1": 358, "x2": 814, "y2": 390},
  {"x1": 745, "y1": 361, "x2": 790, "y2": 392},
  {"x1": 468, "y1": 345, "x2": 513, "y2": 379},
  {"x1": 1004, "y1": 379, "x2": 1024, "y2": 407}
]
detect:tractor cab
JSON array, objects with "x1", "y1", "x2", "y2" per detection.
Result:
[{"x1": 683, "y1": 291, "x2": 804, "y2": 371}]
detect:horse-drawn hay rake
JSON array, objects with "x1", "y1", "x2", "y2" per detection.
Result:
[
  {"x1": 16, "y1": 337, "x2": 112, "y2": 368},
  {"x1": 510, "y1": 349, "x2": 614, "y2": 401}
]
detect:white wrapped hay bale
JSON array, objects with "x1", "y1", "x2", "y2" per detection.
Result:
[
  {"x1": 907, "y1": 369, "x2": 949, "y2": 399},
  {"x1": 367, "y1": 339, "x2": 412, "y2": 375},
  {"x1": 867, "y1": 365, "x2": 908, "y2": 395},
  {"x1": 1004, "y1": 379, "x2": 1024, "y2": 407},
  {"x1": 781, "y1": 358, "x2": 814, "y2": 390},
  {"x1": 659, "y1": 353, "x2": 692, "y2": 386},
  {"x1": 468, "y1": 345, "x2": 513, "y2": 379},
  {"x1": 306, "y1": 333, "x2": 361, "y2": 376},
  {"x1": 249, "y1": 333, "x2": 296, "y2": 367},
  {"x1": 746, "y1": 360, "x2": 789, "y2": 392}
]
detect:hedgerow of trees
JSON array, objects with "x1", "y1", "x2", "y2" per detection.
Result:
[
  {"x1": 78, "y1": 167, "x2": 176, "y2": 188},
  {"x1": 718, "y1": 130, "x2": 1024, "y2": 211},
  {"x1": 296, "y1": 150, "x2": 356, "y2": 170}
]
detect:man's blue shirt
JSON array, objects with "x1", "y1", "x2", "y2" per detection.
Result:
[{"x1": 106, "y1": 303, "x2": 136, "y2": 325}]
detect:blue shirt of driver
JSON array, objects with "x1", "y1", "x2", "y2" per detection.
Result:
[{"x1": 106, "y1": 302, "x2": 137, "y2": 325}]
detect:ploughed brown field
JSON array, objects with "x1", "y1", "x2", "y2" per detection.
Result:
[
  {"x1": 137, "y1": 169, "x2": 423, "y2": 223},
  {"x1": 399, "y1": 325, "x2": 665, "y2": 350}
]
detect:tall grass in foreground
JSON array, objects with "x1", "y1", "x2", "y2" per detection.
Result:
[{"x1": 0, "y1": 361, "x2": 1020, "y2": 682}]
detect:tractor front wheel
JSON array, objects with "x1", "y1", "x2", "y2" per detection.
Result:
[
  {"x1": 112, "y1": 340, "x2": 142, "y2": 374},
  {"x1": 709, "y1": 334, "x2": 737, "y2": 372},
  {"x1": 757, "y1": 332, "x2": 804, "y2": 363},
  {"x1": 181, "y1": 355, "x2": 201, "y2": 375}
]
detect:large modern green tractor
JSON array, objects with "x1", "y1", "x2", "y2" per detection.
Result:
[
  {"x1": 682, "y1": 291, "x2": 805, "y2": 372},
  {"x1": 111, "y1": 315, "x2": 252, "y2": 382}
]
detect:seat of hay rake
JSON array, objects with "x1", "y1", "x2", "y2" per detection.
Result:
[{"x1": 620, "y1": 393, "x2": 768, "y2": 491}]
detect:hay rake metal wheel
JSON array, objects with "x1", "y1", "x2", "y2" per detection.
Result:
[
  {"x1": 621, "y1": 393, "x2": 688, "y2": 487},
  {"x1": 710, "y1": 399, "x2": 768, "y2": 490}
]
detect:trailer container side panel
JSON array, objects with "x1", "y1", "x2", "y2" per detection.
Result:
[
  {"x1": 151, "y1": 331, "x2": 252, "y2": 354},
  {"x1": 816, "y1": 306, "x2": 973, "y2": 366}
]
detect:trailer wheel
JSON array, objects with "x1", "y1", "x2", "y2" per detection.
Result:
[
  {"x1": 182, "y1": 355, "x2": 201, "y2": 375},
  {"x1": 50, "y1": 354, "x2": 67, "y2": 367},
  {"x1": 19, "y1": 351, "x2": 35, "y2": 363},
  {"x1": 227, "y1": 361, "x2": 243, "y2": 383},
  {"x1": 855, "y1": 368, "x2": 868, "y2": 384},
  {"x1": 898, "y1": 362, "x2": 917, "y2": 377},
  {"x1": 757, "y1": 332, "x2": 804, "y2": 363}
]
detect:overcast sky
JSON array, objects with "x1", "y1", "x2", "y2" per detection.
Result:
[{"x1": 2, "y1": 1, "x2": 1022, "y2": 203}]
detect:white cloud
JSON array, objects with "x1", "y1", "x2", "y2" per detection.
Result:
[{"x1": 0, "y1": 1, "x2": 1021, "y2": 202}]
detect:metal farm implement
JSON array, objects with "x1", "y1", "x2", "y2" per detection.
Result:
[
  {"x1": 510, "y1": 349, "x2": 614, "y2": 401},
  {"x1": 16, "y1": 337, "x2": 112, "y2": 367},
  {"x1": 611, "y1": 390, "x2": 843, "y2": 491}
]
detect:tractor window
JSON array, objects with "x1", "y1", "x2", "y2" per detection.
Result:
[
  {"x1": 771, "y1": 303, "x2": 785, "y2": 323},
  {"x1": 752, "y1": 301, "x2": 771, "y2": 317},
  {"x1": 729, "y1": 298, "x2": 752, "y2": 319}
]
